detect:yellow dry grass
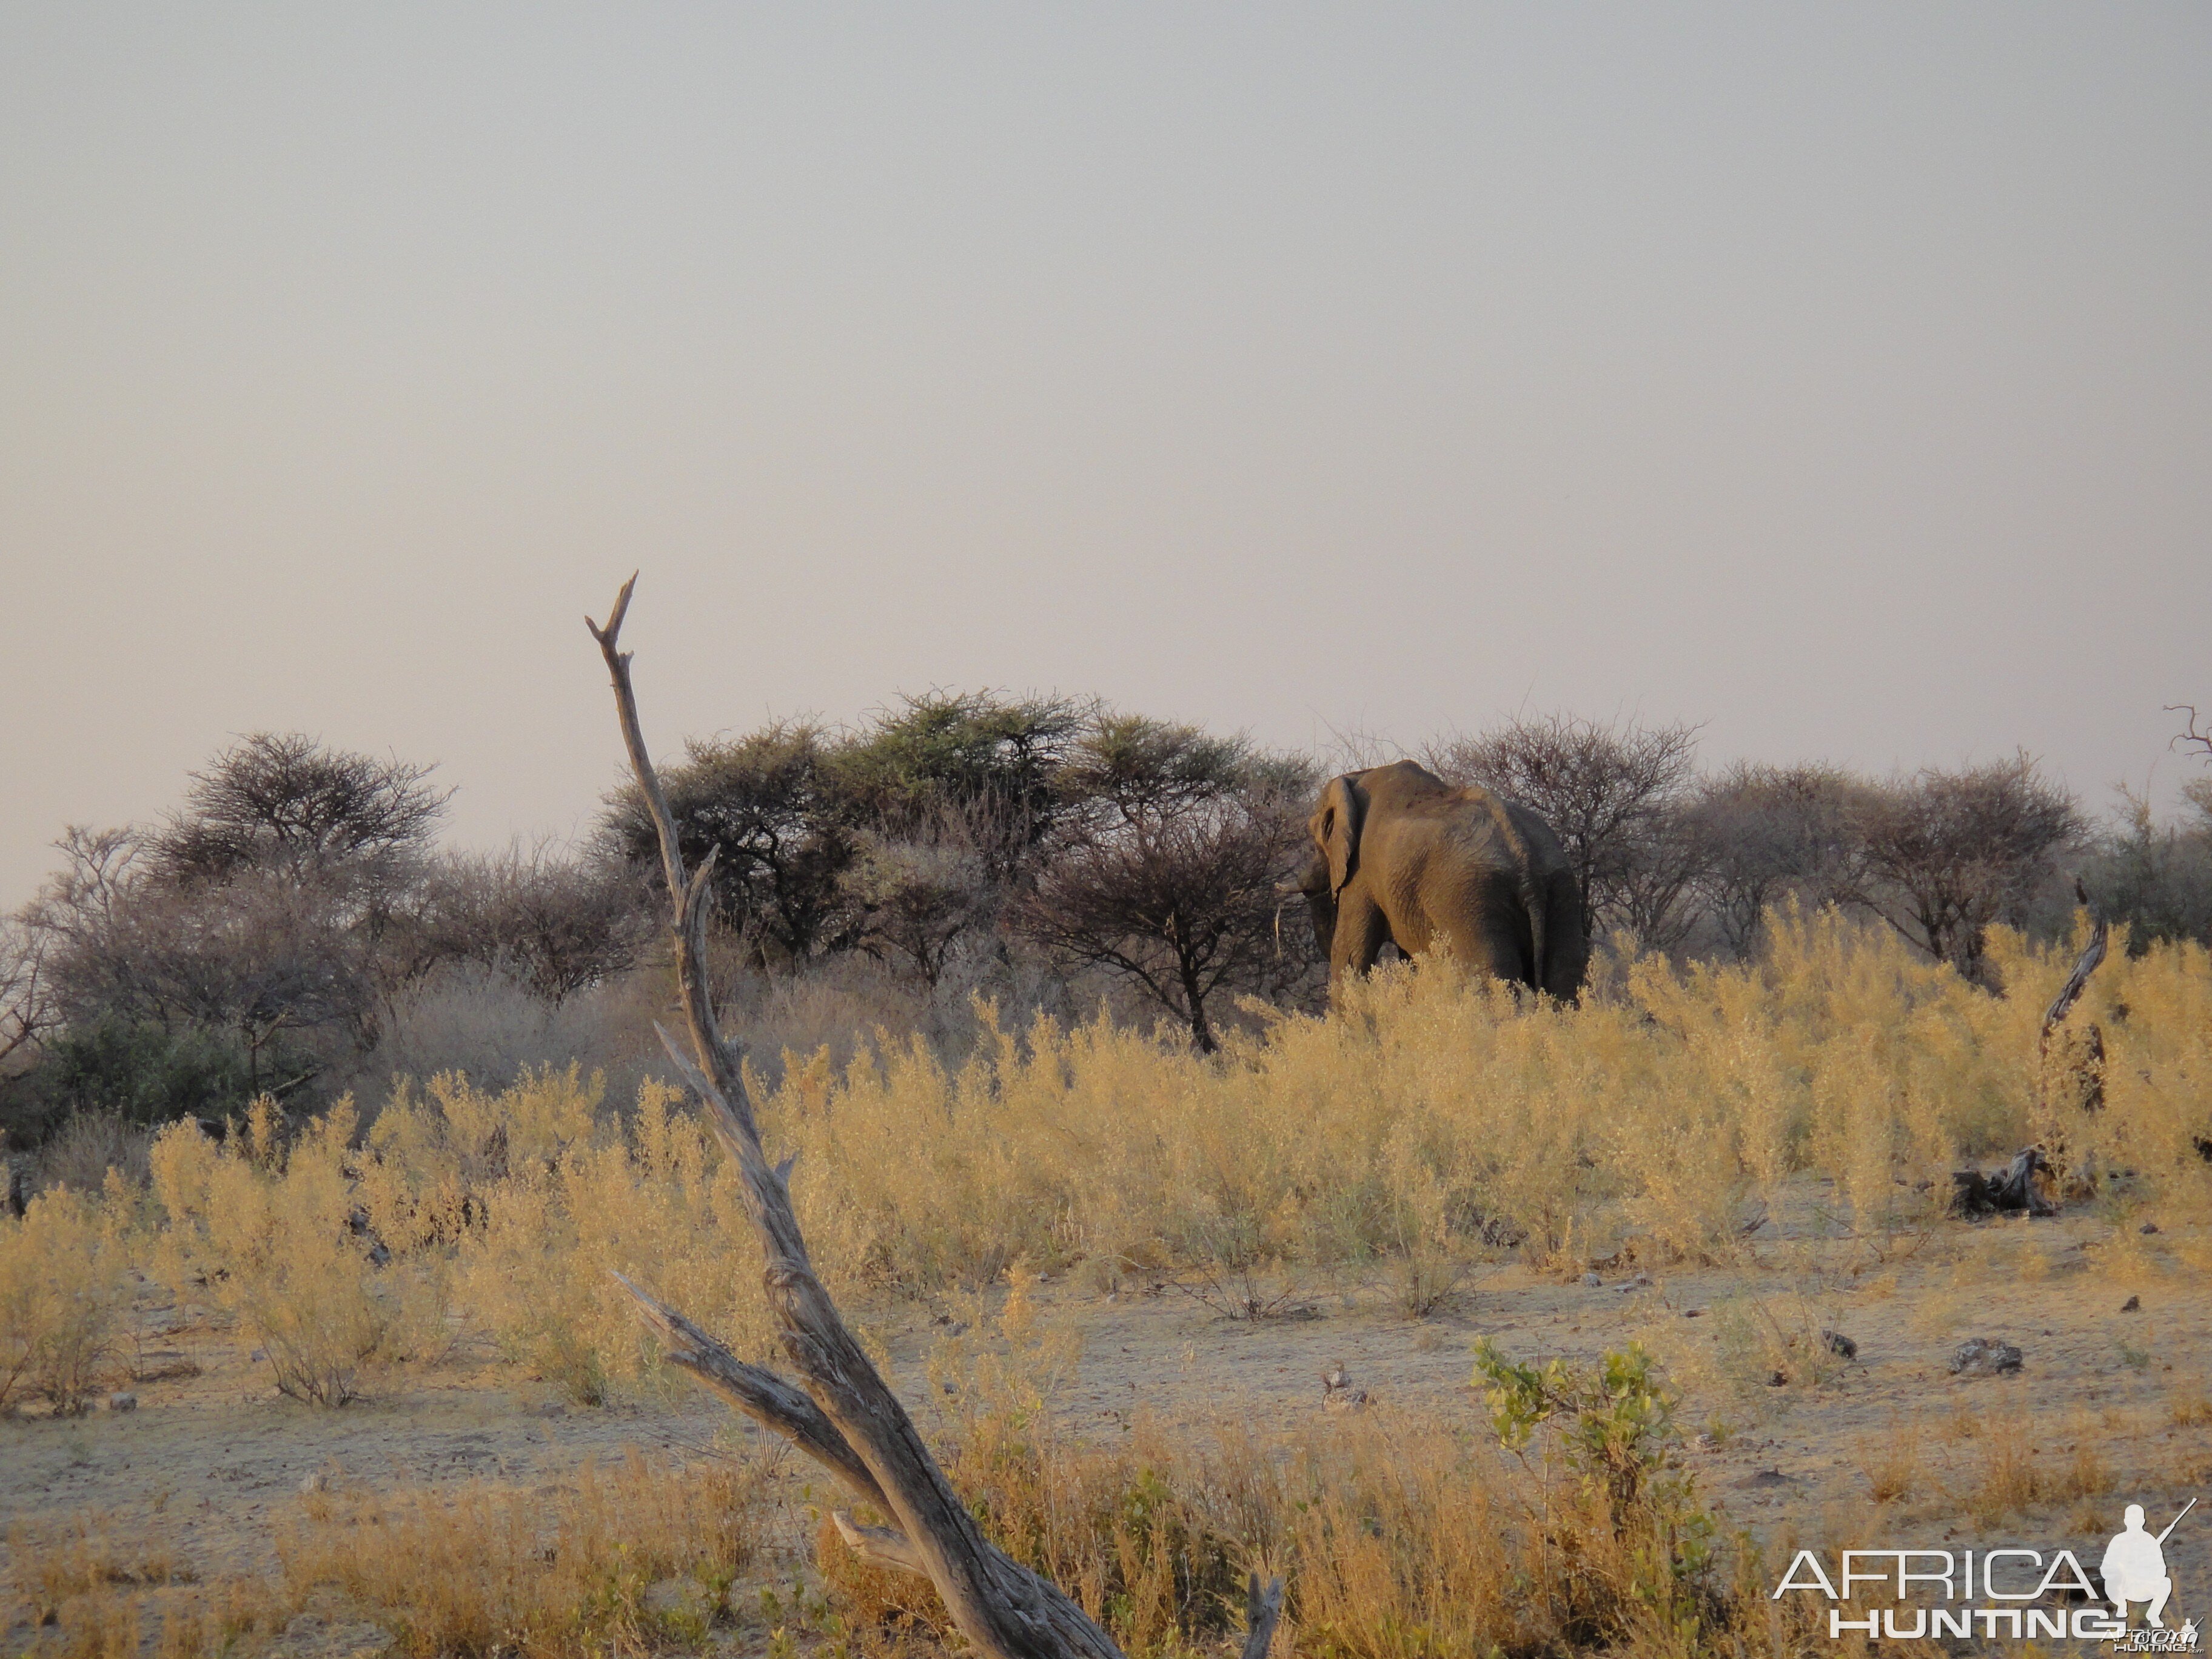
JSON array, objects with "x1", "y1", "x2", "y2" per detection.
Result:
[
  {"x1": 276, "y1": 1451, "x2": 763, "y2": 1659},
  {"x1": 5, "y1": 911, "x2": 2207, "y2": 1415}
]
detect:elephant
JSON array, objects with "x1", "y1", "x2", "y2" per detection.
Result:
[{"x1": 1295, "y1": 760, "x2": 1587, "y2": 999}]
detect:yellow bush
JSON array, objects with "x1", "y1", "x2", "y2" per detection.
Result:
[
  {"x1": 753, "y1": 911, "x2": 2202, "y2": 1286},
  {"x1": 24, "y1": 914, "x2": 2206, "y2": 1406},
  {"x1": 452, "y1": 1076, "x2": 774, "y2": 1401},
  {"x1": 149, "y1": 1099, "x2": 447, "y2": 1405},
  {"x1": 276, "y1": 1452, "x2": 763, "y2": 1659},
  {"x1": 0, "y1": 1184, "x2": 130, "y2": 1413}
]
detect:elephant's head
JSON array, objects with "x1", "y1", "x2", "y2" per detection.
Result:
[
  {"x1": 1297, "y1": 773, "x2": 1367, "y2": 953},
  {"x1": 1309, "y1": 773, "x2": 1366, "y2": 894},
  {"x1": 1293, "y1": 847, "x2": 1335, "y2": 953}
]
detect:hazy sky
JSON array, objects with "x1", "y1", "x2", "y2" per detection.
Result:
[{"x1": 4, "y1": 4, "x2": 2208, "y2": 908}]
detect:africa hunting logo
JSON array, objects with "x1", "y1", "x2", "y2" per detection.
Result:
[{"x1": 1771, "y1": 1496, "x2": 2197, "y2": 1647}]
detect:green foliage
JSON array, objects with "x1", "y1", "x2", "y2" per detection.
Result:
[
  {"x1": 837, "y1": 691, "x2": 1085, "y2": 831},
  {"x1": 1056, "y1": 714, "x2": 1256, "y2": 819},
  {"x1": 1472, "y1": 1340, "x2": 1725, "y2": 1643},
  {"x1": 2083, "y1": 785, "x2": 2212, "y2": 953},
  {"x1": 1473, "y1": 1340, "x2": 1680, "y2": 1511},
  {"x1": 610, "y1": 722, "x2": 857, "y2": 960},
  {"x1": 17, "y1": 1014, "x2": 258, "y2": 1133}
]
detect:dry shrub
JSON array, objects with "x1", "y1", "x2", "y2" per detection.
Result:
[
  {"x1": 443, "y1": 1076, "x2": 777, "y2": 1402},
  {"x1": 824, "y1": 1326, "x2": 1805, "y2": 1659},
  {"x1": 2, "y1": 1509, "x2": 250, "y2": 1659},
  {"x1": 2170, "y1": 1376, "x2": 2212, "y2": 1429},
  {"x1": 1859, "y1": 1416, "x2": 1922, "y2": 1504},
  {"x1": 13, "y1": 914, "x2": 2211, "y2": 1415},
  {"x1": 148, "y1": 1099, "x2": 446, "y2": 1404},
  {"x1": 0, "y1": 1184, "x2": 131, "y2": 1413},
  {"x1": 1689, "y1": 1291, "x2": 1850, "y2": 1402},
  {"x1": 763, "y1": 914, "x2": 2211, "y2": 1295},
  {"x1": 276, "y1": 1451, "x2": 763, "y2": 1659},
  {"x1": 1956, "y1": 1395, "x2": 2112, "y2": 1526},
  {"x1": 6, "y1": 1510, "x2": 192, "y2": 1614},
  {"x1": 148, "y1": 1578, "x2": 272, "y2": 1659},
  {"x1": 44, "y1": 1595, "x2": 143, "y2": 1659},
  {"x1": 34, "y1": 1113, "x2": 155, "y2": 1192}
]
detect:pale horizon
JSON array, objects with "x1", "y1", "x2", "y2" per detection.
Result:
[{"x1": 5, "y1": 4, "x2": 2208, "y2": 910}]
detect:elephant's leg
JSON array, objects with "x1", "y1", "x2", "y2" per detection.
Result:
[
  {"x1": 1538, "y1": 866, "x2": 1589, "y2": 1002},
  {"x1": 1437, "y1": 884, "x2": 1536, "y2": 987},
  {"x1": 1329, "y1": 893, "x2": 1390, "y2": 984}
]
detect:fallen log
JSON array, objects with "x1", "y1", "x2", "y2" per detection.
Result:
[{"x1": 1949, "y1": 1147, "x2": 2057, "y2": 1217}]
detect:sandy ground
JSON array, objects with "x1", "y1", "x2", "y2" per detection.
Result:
[{"x1": 4, "y1": 1176, "x2": 2208, "y2": 1655}]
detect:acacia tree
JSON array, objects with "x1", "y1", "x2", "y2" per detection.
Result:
[
  {"x1": 2082, "y1": 705, "x2": 2212, "y2": 951},
  {"x1": 836, "y1": 690, "x2": 1088, "y2": 878},
  {"x1": 1689, "y1": 762, "x2": 1863, "y2": 956},
  {"x1": 23, "y1": 737, "x2": 454, "y2": 1118},
  {"x1": 1429, "y1": 714, "x2": 1704, "y2": 944},
  {"x1": 605, "y1": 722, "x2": 859, "y2": 965},
  {"x1": 148, "y1": 732, "x2": 450, "y2": 891},
  {"x1": 2083, "y1": 786, "x2": 2212, "y2": 953},
  {"x1": 1014, "y1": 720, "x2": 1312, "y2": 1052},
  {"x1": 35, "y1": 848, "x2": 363, "y2": 1098},
  {"x1": 0, "y1": 918, "x2": 56, "y2": 1070},
  {"x1": 408, "y1": 843, "x2": 652, "y2": 1000},
  {"x1": 1846, "y1": 754, "x2": 2081, "y2": 980},
  {"x1": 845, "y1": 804, "x2": 1001, "y2": 990}
]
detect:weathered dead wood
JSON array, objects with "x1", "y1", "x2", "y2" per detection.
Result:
[
  {"x1": 586, "y1": 578, "x2": 1279, "y2": 1659},
  {"x1": 2039, "y1": 886, "x2": 2108, "y2": 1046},
  {"x1": 2031, "y1": 888, "x2": 2111, "y2": 1191},
  {"x1": 1949, "y1": 1147, "x2": 2057, "y2": 1217},
  {"x1": 1240, "y1": 1572, "x2": 1286, "y2": 1659}
]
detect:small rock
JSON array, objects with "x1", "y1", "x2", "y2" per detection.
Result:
[
  {"x1": 1581, "y1": 1272, "x2": 1602, "y2": 1287},
  {"x1": 1683, "y1": 1307, "x2": 1704, "y2": 1318},
  {"x1": 1949, "y1": 1337, "x2": 2024, "y2": 1378},
  {"x1": 2139, "y1": 1222, "x2": 2160, "y2": 1236},
  {"x1": 1767, "y1": 1370, "x2": 1787, "y2": 1387},
  {"x1": 1634, "y1": 1272, "x2": 1651, "y2": 1285},
  {"x1": 2120, "y1": 1295, "x2": 2141, "y2": 1313},
  {"x1": 1821, "y1": 1330, "x2": 1858, "y2": 1360},
  {"x1": 106, "y1": 1392, "x2": 137, "y2": 1413},
  {"x1": 300, "y1": 1470, "x2": 327, "y2": 1494}
]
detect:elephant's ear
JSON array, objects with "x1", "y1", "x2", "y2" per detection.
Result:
[{"x1": 1319, "y1": 773, "x2": 1366, "y2": 895}]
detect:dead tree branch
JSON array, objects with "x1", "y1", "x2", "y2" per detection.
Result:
[
  {"x1": 2039, "y1": 883, "x2": 2108, "y2": 1042},
  {"x1": 2168, "y1": 703, "x2": 2212, "y2": 764},
  {"x1": 586, "y1": 577, "x2": 1279, "y2": 1659}
]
